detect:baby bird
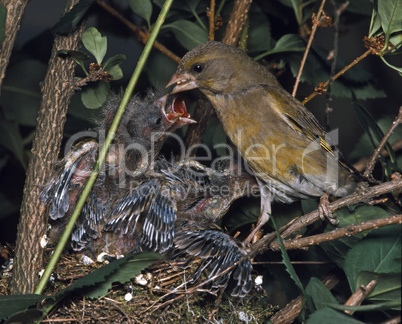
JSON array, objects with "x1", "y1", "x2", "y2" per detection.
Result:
[
  {"x1": 42, "y1": 91, "x2": 255, "y2": 296},
  {"x1": 41, "y1": 92, "x2": 195, "y2": 259},
  {"x1": 167, "y1": 41, "x2": 356, "y2": 242},
  {"x1": 105, "y1": 159, "x2": 256, "y2": 296}
]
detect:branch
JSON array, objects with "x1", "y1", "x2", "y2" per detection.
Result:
[
  {"x1": 10, "y1": 0, "x2": 86, "y2": 294},
  {"x1": 344, "y1": 280, "x2": 376, "y2": 315},
  {"x1": 302, "y1": 48, "x2": 372, "y2": 104},
  {"x1": 292, "y1": 0, "x2": 327, "y2": 97},
  {"x1": 221, "y1": 0, "x2": 253, "y2": 46},
  {"x1": 271, "y1": 214, "x2": 402, "y2": 251},
  {"x1": 207, "y1": 0, "x2": 216, "y2": 41},
  {"x1": 0, "y1": 0, "x2": 30, "y2": 93},
  {"x1": 363, "y1": 106, "x2": 402, "y2": 178},
  {"x1": 249, "y1": 178, "x2": 402, "y2": 258},
  {"x1": 324, "y1": 1, "x2": 348, "y2": 130}
]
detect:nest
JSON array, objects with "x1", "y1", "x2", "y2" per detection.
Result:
[{"x1": 1, "y1": 251, "x2": 277, "y2": 323}]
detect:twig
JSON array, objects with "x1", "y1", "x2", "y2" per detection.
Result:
[
  {"x1": 292, "y1": 0, "x2": 327, "y2": 97},
  {"x1": 249, "y1": 177, "x2": 402, "y2": 258},
  {"x1": 96, "y1": 0, "x2": 180, "y2": 64},
  {"x1": 363, "y1": 106, "x2": 402, "y2": 178},
  {"x1": 302, "y1": 48, "x2": 372, "y2": 104},
  {"x1": 208, "y1": 0, "x2": 216, "y2": 41},
  {"x1": 222, "y1": 0, "x2": 253, "y2": 46},
  {"x1": 271, "y1": 214, "x2": 402, "y2": 251},
  {"x1": 344, "y1": 280, "x2": 377, "y2": 315},
  {"x1": 324, "y1": 1, "x2": 349, "y2": 131},
  {"x1": 81, "y1": 296, "x2": 85, "y2": 322}
]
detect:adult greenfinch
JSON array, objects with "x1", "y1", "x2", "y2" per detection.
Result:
[{"x1": 167, "y1": 41, "x2": 356, "y2": 242}]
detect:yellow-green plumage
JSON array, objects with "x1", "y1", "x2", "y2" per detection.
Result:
[{"x1": 167, "y1": 41, "x2": 355, "y2": 238}]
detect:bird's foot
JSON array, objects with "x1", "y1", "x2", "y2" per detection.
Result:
[
  {"x1": 243, "y1": 223, "x2": 264, "y2": 245},
  {"x1": 318, "y1": 193, "x2": 339, "y2": 225}
]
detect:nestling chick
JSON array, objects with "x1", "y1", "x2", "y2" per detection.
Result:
[
  {"x1": 105, "y1": 159, "x2": 256, "y2": 296},
  {"x1": 167, "y1": 41, "x2": 357, "y2": 242},
  {"x1": 41, "y1": 91, "x2": 195, "y2": 256}
]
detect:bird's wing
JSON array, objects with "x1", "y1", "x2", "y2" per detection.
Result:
[
  {"x1": 173, "y1": 221, "x2": 252, "y2": 297},
  {"x1": 106, "y1": 179, "x2": 176, "y2": 253},
  {"x1": 159, "y1": 159, "x2": 211, "y2": 189},
  {"x1": 70, "y1": 187, "x2": 109, "y2": 251},
  {"x1": 266, "y1": 85, "x2": 335, "y2": 155},
  {"x1": 41, "y1": 140, "x2": 98, "y2": 220}
]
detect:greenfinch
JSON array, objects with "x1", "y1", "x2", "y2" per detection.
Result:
[{"x1": 167, "y1": 41, "x2": 356, "y2": 241}]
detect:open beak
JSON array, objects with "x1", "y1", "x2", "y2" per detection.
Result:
[
  {"x1": 156, "y1": 94, "x2": 196, "y2": 126},
  {"x1": 166, "y1": 71, "x2": 198, "y2": 94}
]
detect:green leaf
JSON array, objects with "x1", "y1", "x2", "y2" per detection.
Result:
[
  {"x1": 82, "y1": 27, "x2": 107, "y2": 64},
  {"x1": 305, "y1": 277, "x2": 338, "y2": 312},
  {"x1": 377, "y1": 0, "x2": 402, "y2": 39},
  {"x1": 82, "y1": 252, "x2": 162, "y2": 298},
  {"x1": 0, "y1": 5, "x2": 6, "y2": 45},
  {"x1": 52, "y1": 0, "x2": 95, "y2": 35},
  {"x1": 81, "y1": 82, "x2": 110, "y2": 109},
  {"x1": 369, "y1": 6, "x2": 382, "y2": 37},
  {"x1": 102, "y1": 54, "x2": 126, "y2": 71},
  {"x1": 254, "y1": 34, "x2": 305, "y2": 60},
  {"x1": 349, "y1": 116, "x2": 402, "y2": 162},
  {"x1": 352, "y1": 92, "x2": 394, "y2": 156},
  {"x1": 102, "y1": 54, "x2": 126, "y2": 80},
  {"x1": 107, "y1": 64, "x2": 124, "y2": 81},
  {"x1": 306, "y1": 307, "x2": 365, "y2": 324},
  {"x1": 0, "y1": 120, "x2": 26, "y2": 169},
  {"x1": 128, "y1": 0, "x2": 153, "y2": 28},
  {"x1": 344, "y1": 225, "x2": 401, "y2": 294},
  {"x1": 328, "y1": 299, "x2": 401, "y2": 312},
  {"x1": 58, "y1": 50, "x2": 91, "y2": 74},
  {"x1": 321, "y1": 206, "x2": 390, "y2": 268},
  {"x1": 163, "y1": 20, "x2": 208, "y2": 50},
  {"x1": 248, "y1": 4, "x2": 273, "y2": 53},
  {"x1": 53, "y1": 253, "x2": 161, "y2": 299},
  {"x1": 271, "y1": 216, "x2": 306, "y2": 297},
  {"x1": 357, "y1": 271, "x2": 401, "y2": 307},
  {"x1": 0, "y1": 294, "x2": 48, "y2": 322}
]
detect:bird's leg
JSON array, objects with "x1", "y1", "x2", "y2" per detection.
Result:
[
  {"x1": 318, "y1": 193, "x2": 339, "y2": 225},
  {"x1": 243, "y1": 180, "x2": 272, "y2": 244}
]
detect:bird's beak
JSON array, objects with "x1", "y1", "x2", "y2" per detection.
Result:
[
  {"x1": 166, "y1": 72, "x2": 198, "y2": 94},
  {"x1": 158, "y1": 94, "x2": 196, "y2": 126}
]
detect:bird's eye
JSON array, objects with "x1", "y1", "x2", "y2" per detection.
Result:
[
  {"x1": 149, "y1": 115, "x2": 162, "y2": 129},
  {"x1": 191, "y1": 63, "x2": 204, "y2": 73}
]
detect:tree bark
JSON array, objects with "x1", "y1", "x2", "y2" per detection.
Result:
[
  {"x1": 0, "y1": 0, "x2": 30, "y2": 93},
  {"x1": 10, "y1": 0, "x2": 86, "y2": 294}
]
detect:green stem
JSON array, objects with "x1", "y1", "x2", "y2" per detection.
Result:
[{"x1": 34, "y1": 0, "x2": 175, "y2": 296}]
